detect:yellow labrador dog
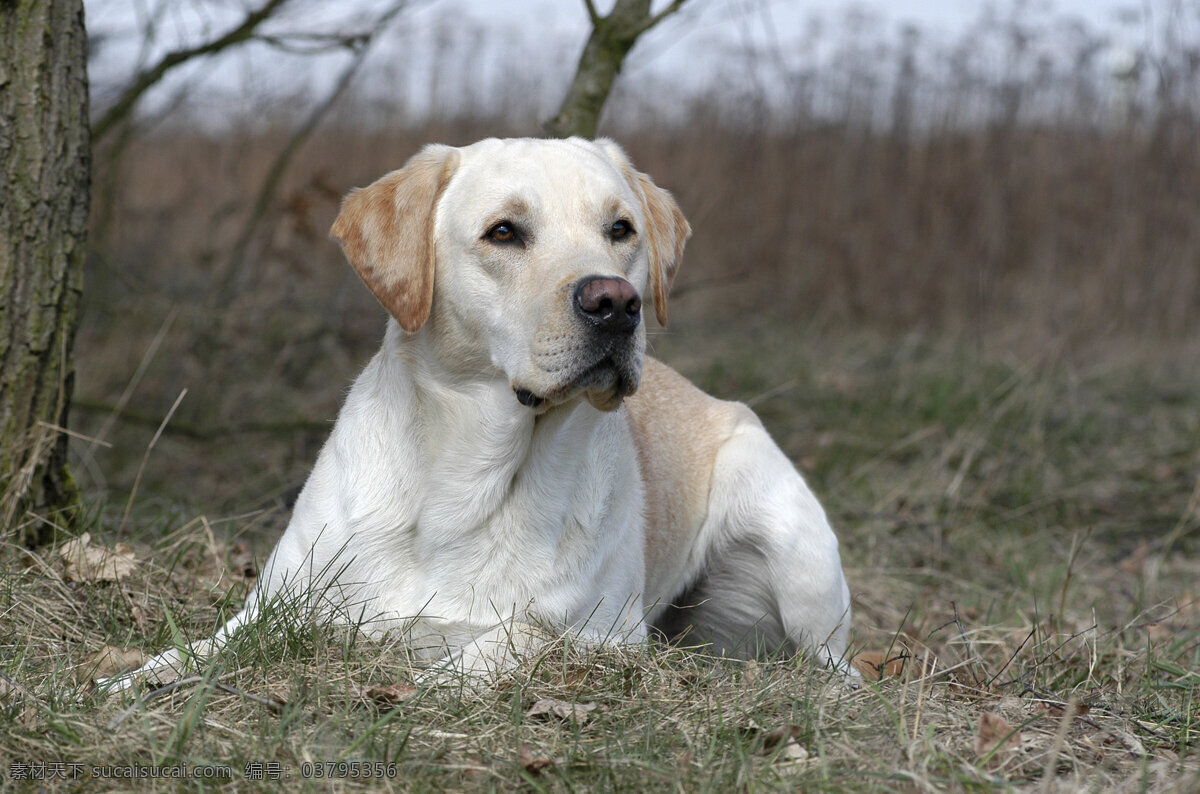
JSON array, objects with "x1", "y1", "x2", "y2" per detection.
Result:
[{"x1": 115, "y1": 137, "x2": 851, "y2": 686}]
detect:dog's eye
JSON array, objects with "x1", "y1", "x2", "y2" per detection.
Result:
[
  {"x1": 610, "y1": 220, "x2": 634, "y2": 240},
  {"x1": 485, "y1": 222, "x2": 520, "y2": 244}
]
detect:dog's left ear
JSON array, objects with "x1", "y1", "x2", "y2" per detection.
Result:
[
  {"x1": 330, "y1": 144, "x2": 460, "y2": 333},
  {"x1": 596, "y1": 139, "x2": 691, "y2": 327}
]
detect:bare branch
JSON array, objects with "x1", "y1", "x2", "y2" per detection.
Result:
[
  {"x1": 216, "y1": 1, "x2": 410, "y2": 301},
  {"x1": 649, "y1": 0, "x2": 688, "y2": 29},
  {"x1": 92, "y1": 0, "x2": 294, "y2": 142},
  {"x1": 544, "y1": 0, "x2": 691, "y2": 139},
  {"x1": 255, "y1": 32, "x2": 371, "y2": 55},
  {"x1": 582, "y1": 0, "x2": 601, "y2": 27}
]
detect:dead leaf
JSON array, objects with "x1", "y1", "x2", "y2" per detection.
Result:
[
  {"x1": 59, "y1": 533, "x2": 138, "y2": 582},
  {"x1": 84, "y1": 646, "x2": 145, "y2": 681},
  {"x1": 266, "y1": 687, "x2": 291, "y2": 707},
  {"x1": 517, "y1": 743, "x2": 553, "y2": 775},
  {"x1": 761, "y1": 724, "x2": 803, "y2": 751},
  {"x1": 975, "y1": 712, "x2": 1023, "y2": 761},
  {"x1": 781, "y1": 741, "x2": 809, "y2": 762},
  {"x1": 356, "y1": 683, "x2": 417, "y2": 708},
  {"x1": 851, "y1": 651, "x2": 907, "y2": 680},
  {"x1": 753, "y1": 723, "x2": 811, "y2": 769},
  {"x1": 526, "y1": 697, "x2": 599, "y2": 724},
  {"x1": 1080, "y1": 728, "x2": 1147, "y2": 761},
  {"x1": 1036, "y1": 701, "x2": 1091, "y2": 719}
]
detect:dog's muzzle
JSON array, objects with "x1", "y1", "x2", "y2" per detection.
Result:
[{"x1": 513, "y1": 275, "x2": 644, "y2": 411}]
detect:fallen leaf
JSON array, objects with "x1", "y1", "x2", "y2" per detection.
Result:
[
  {"x1": 527, "y1": 697, "x2": 599, "y2": 724},
  {"x1": 517, "y1": 743, "x2": 553, "y2": 775},
  {"x1": 782, "y1": 741, "x2": 809, "y2": 762},
  {"x1": 761, "y1": 724, "x2": 803, "y2": 751},
  {"x1": 851, "y1": 651, "x2": 907, "y2": 680},
  {"x1": 758, "y1": 725, "x2": 811, "y2": 772},
  {"x1": 1036, "y1": 701, "x2": 1091, "y2": 719},
  {"x1": 975, "y1": 712, "x2": 1023, "y2": 761},
  {"x1": 1080, "y1": 728, "x2": 1147, "y2": 760},
  {"x1": 59, "y1": 533, "x2": 138, "y2": 582},
  {"x1": 84, "y1": 646, "x2": 145, "y2": 681},
  {"x1": 356, "y1": 683, "x2": 417, "y2": 707}
]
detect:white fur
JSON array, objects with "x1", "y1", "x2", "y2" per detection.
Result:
[{"x1": 107, "y1": 138, "x2": 852, "y2": 690}]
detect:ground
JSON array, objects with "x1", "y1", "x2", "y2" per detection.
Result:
[{"x1": 2, "y1": 309, "x2": 1197, "y2": 792}]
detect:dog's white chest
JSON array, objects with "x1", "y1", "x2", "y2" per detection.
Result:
[
  {"x1": 275, "y1": 354, "x2": 647, "y2": 637},
  {"x1": 410, "y1": 401, "x2": 646, "y2": 630}
]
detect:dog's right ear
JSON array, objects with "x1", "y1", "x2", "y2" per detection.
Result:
[{"x1": 330, "y1": 145, "x2": 459, "y2": 333}]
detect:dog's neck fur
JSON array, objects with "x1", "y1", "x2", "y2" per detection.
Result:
[
  {"x1": 370, "y1": 321, "x2": 618, "y2": 539},
  {"x1": 331, "y1": 320, "x2": 644, "y2": 630}
]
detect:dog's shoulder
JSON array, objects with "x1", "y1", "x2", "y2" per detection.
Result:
[
  {"x1": 625, "y1": 356, "x2": 756, "y2": 444},
  {"x1": 625, "y1": 358, "x2": 758, "y2": 578}
]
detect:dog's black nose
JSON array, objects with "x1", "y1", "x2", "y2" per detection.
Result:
[{"x1": 574, "y1": 276, "x2": 641, "y2": 334}]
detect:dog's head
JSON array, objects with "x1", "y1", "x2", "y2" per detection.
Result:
[{"x1": 331, "y1": 137, "x2": 691, "y2": 413}]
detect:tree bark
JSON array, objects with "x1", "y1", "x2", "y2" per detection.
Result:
[
  {"x1": 0, "y1": 0, "x2": 90, "y2": 544},
  {"x1": 543, "y1": 0, "x2": 687, "y2": 139}
]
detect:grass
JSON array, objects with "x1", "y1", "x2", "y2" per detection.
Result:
[
  {"x1": 2, "y1": 315, "x2": 1198, "y2": 791},
  {"x1": 9, "y1": 5, "x2": 1200, "y2": 786}
]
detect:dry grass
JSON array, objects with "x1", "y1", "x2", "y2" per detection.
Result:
[
  {"x1": 4, "y1": 321, "x2": 1199, "y2": 791},
  {"x1": 73, "y1": 116, "x2": 1200, "y2": 511},
  {"x1": 5, "y1": 11, "x2": 1200, "y2": 787}
]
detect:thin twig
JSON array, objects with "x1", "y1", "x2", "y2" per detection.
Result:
[
  {"x1": 107, "y1": 675, "x2": 205, "y2": 730},
  {"x1": 92, "y1": 0, "x2": 294, "y2": 141},
  {"x1": 581, "y1": 0, "x2": 601, "y2": 26},
  {"x1": 952, "y1": 601, "x2": 983, "y2": 687},
  {"x1": 988, "y1": 626, "x2": 1037, "y2": 689},
  {"x1": 34, "y1": 422, "x2": 111, "y2": 448},
  {"x1": 1033, "y1": 623, "x2": 1099, "y2": 671},
  {"x1": 106, "y1": 666, "x2": 255, "y2": 731},
  {"x1": 213, "y1": 681, "x2": 285, "y2": 713},
  {"x1": 648, "y1": 0, "x2": 689, "y2": 29},
  {"x1": 215, "y1": 0, "x2": 410, "y2": 302},
  {"x1": 744, "y1": 379, "x2": 799, "y2": 408},
  {"x1": 119, "y1": 388, "x2": 187, "y2": 533},
  {"x1": 1057, "y1": 527, "x2": 1091, "y2": 620},
  {"x1": 83, "y1": 307, "x2": 178, "y2": 467}
]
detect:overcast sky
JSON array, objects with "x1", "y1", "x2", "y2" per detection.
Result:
[{"x1": 86, "y1": 0, "x2": 1184, "y2": 126}]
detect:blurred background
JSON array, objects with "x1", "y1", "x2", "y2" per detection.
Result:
[{"x1": 77, "y1": 0, "x2": 1200, "y2": 538}]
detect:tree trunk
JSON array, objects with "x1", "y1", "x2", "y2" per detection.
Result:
[
  {"x1": 0, "y1": 0, "x2": 90, "y2": 544},
  {"x1": 543, "y1": 0, "x2": 687, "y2": 139}
]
